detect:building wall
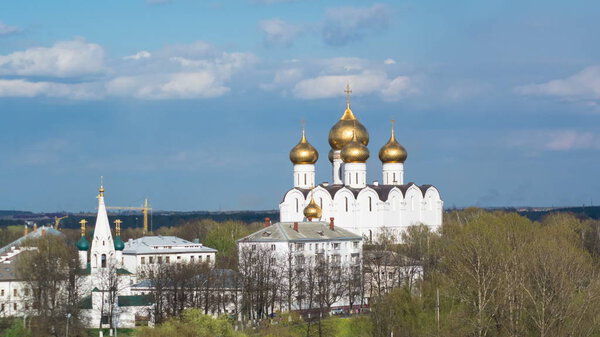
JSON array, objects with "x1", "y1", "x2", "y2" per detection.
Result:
[
  {"x1": 280, "y1": 185, "x2": 443, "y2": 241},
  {"x1": 123, "y1": 251, "x2": 216, "y2": 273}
]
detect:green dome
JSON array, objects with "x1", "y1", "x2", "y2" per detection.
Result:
[
  {"x1": 114, "y1": 237, "x2": 125, "y2": 251},
  {"x1": 76, "y1": 236, "x2": 90, "y2": 251}
]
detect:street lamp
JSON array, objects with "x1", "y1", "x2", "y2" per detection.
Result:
[{"x1": 66, "y1": 313, "x2": 71, "y2": 337}]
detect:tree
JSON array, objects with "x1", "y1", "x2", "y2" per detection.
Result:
[
  {"x1": 135, "y1": 308, "x2": 246, "y2": 337},
  {"x1": 15, "y1": 235, "x2": 86, "y2": 336}
]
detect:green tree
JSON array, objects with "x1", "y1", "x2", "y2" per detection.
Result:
[
  {"x1": 136, "y1": 309, "x2": 245, "y2": 337},
  {"x1": 2, "y1": 320, "x2": 32, "y2": 337}
]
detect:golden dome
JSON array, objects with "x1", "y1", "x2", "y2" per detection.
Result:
[
  {"x1": 328, "y1": 106, "x2": 369, "y2": 150},
  {"x1": 289, "y1": 129, "x2": 319, "y2": 165},
  {"x1": 341, "y1": 131, "x2": 370, "y2": 163},
  {"x1": 379, "y1": 128, "x2": 407, "y2": 163},
  {"x1": 303, "y1": 196, "x2": 322, "y2": 220}
]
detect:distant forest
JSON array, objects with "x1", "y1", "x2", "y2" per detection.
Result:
[{"x1": 1, "y1": 206, "x2": 600, "y2": 231}]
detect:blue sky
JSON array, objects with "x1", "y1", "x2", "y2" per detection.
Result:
[{"x1": 1, "y1": 0, "x2": 599, "y2": 212}]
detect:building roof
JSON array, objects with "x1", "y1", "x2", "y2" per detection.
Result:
[
  {"x1": 0, "y1": 226, "x2": 64, "y2": 281},
  {"x1": 118, "y1": 294, "x2": 153, "y2": 307},
  {"x1": 285, "y1": 182, "x2": 437, "y2": 202},
  {"x1": 238, "y1": 221, "x2": 362, "y2": 243},
  {"x1": 122, "y1": 236, "x2": 217, "y2": 255}
]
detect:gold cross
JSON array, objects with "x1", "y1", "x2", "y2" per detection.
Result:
[
  {"x1": 344, "y1": 83, "x2": 352, "y2": 106},
  {"x1": 79, "y1": 219, "x2": 87, "y2": 225}
]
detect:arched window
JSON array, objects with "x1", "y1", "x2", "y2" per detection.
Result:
[
  {"x1": 393, "y1": 173, "x2": 396, "y2": 184},
  {"x1": 295, "y1": 199, "x2": 299, "y2": 213},
  {"x1": 355, "y1": 173, "x2": 358, "y2": 184},
  {"x1": 368, "y1": 197, "x2": 372, "y2": 212},
  {"x1": 304, "y1": 174, "x2": 307, "y2": 185},
  {"x1": 101, "y1": 254, "x2": 107, "y2": 268},
  {"x1": 345, "y1": 197, "x2": 349, "y2": 212},
  {"x1": 319, "y1": 197, "x2": 323, "y2": 208}
]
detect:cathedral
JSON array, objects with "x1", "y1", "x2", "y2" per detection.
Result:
[{"x1": 279, "y1": 86, "x2": 444, "y2": 241}]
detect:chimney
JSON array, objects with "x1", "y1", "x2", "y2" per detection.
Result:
[
  {"x1": 264, "y1": 217, "x2": 271, "y2": 228},
  {"x1": 329, "y1": 217, "x2": 335, "y2": 231},
  {"x1": 293, "y1": 222, "x2": 299, "y2": 232}
]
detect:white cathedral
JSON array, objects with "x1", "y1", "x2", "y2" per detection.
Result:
[{"x1": 279, "y1": 88, "x2": 444, "y2": 241}]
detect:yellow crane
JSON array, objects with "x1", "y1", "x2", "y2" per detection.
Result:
[
  {"x1": 54, "y1": 215, "x2": 68, "y2": 230},
  {"x1": 106, "y1": 198, "x2": 152, "y2": 236}
]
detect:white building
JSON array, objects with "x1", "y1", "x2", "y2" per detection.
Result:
[
  {"x1": 237, "y1": 218, "x2": 363, "y2": 311},
  {"x1": 122, "y1": 236, "x2": 217, "y2": 273},
  {"x1": 280, "y1": 87, "x2": 443, "y2": 241}
]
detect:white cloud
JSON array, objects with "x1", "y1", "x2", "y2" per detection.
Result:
[
  {"x1": 384, "y1": 58, "x2": 396, "y2": 65},
  {"x1": 0, "y1": 21, "x2": 20, "y2": 36},
  {"x1": 106, "y1": 72, "x2": 230, "y2": 99},
  {"x1": 0, "y1": 39, "x2": 256, "y2": 100},
  {"x1": 0, "y1": 39, "x2": 105, "y2": 77},
  {"x1": 293, "y1": 70, "x2": 414, "y2": 101},
  {"x1": 259, "y1": 19, "x2": 302, "y2": 47},
  {"x1": 123, "y1": 50, "x2": 151, "y2": 60},
  {"x1": 322, "y1": 4, "x2": 391, "y2": 46},
  {"x1": 260, "y1": 68, "x2": 303, "y2": 91},
  {"x1": 0, "y1": 79, "x2": 100, "y2": 99},
  {"x1": 507, "y1": 129, "x2": 600, "y2": 151},
  {"x1": 515, "y1": 66, "x2": 600, "y2": 101}
]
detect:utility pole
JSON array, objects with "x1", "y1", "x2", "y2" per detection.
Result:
[{"x1": 436, "y1": 288, "x2": 440, "y2": 336}]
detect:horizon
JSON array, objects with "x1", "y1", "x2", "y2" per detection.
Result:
[{"x1": 1, "y1": 0, "x2": 599, "y2": 212}]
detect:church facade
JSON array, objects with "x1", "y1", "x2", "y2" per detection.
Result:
[{"x1": 279, "y1": 87, "x2": 443, "y2": 241}]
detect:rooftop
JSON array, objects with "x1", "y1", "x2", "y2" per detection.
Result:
[
  {"x1": 238, "y1": 221, "x2": 362, "y2": 243},
  {"x1": 122, "y1": 236, "x2": 217, "y2": 255}
]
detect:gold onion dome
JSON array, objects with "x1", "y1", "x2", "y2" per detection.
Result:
[
  {"x1": 289, "y1": 129, "x2": 319, "y2": 165},
  {"x1": 379, "y1": 128, "x2": 407, "y2": 163},
  {"x1": 328, "y1": 105, "x2": 369, "y2": 150},
  {"x1": 341, "y1": 131, "x2": 370, "y2": 163},
  {"x1": 303, "y1": 196, "x2": 322, "y2": 220}
]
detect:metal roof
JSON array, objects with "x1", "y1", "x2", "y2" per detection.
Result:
[
  {"x1": 237, "y1": 221, "x2": 362, "y2": 243},
  {"x1": 122, "y1": 236, "x2": 217, "y2": 255}
]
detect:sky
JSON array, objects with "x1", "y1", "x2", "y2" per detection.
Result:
[{"x1": 1, "y1": 0, "x2": 599, "y2": 212}]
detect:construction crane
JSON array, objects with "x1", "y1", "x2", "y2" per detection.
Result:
[
  {"x1": 106, "y1": 198, "x2": 152, "y2": 236},
  {"x1": 54, "y1": 215, "x2": 68, "y2": 230}
]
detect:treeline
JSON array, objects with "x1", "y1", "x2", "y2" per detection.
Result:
[{"x1": 370, "y1": 209, "x2": 600, "y2": 337}]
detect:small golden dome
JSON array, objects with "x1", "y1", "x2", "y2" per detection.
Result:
[
  {"x1": 289, "y1": 129, "x2": 319, "y2": 165},
  {"x1": 341, "y1": 131, "x2": 370, "y2": 163},
  {"x1": 379, "y1": 128, "x2": 407, "y2": 163},
  {"x1": 328, "y1": 106, "x2": 369, "y2": 150},
  {"x1": 328, "y1": 149, "x2": 334, "y2": 163},
  {"x1": 303, "y1": 196, "x2": 322, "y2": 220}
]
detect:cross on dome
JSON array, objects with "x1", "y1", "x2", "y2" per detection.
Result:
[{"x1": 344, "y1": 83, "x2": 352, "y2": 107}]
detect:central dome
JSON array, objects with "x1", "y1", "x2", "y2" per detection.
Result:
[
  {"x1": 328, "y1": 106, "x2": 369, "y2": 150},
  {"x1": 341, "y1": 131, "x2": 370, "y2": 163}
]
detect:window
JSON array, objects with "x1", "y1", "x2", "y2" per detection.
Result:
[
  {"x1": 355, "y1": 172, "x2": 358, "y2": 184},
  {"x1": 101, "y1": 254, "x2": 107, "y2": 268},
  {"x1": 353, "y1": 241, "x2": 359, "y2": 249},
  {"x1": 190, "y1": 256, "x2": 195, "y2": 262},
  {"x1": 295, "y1": 199, "x2": 299, "y2": 212},
  {"x1": 177, "y1": 256, "x2": 181, "y2": 262},
  {"x1": 333, "y1": 243, "x2": 340, "y2": 250},
  {"x1": 165, "y1": 256, "x2": 170, "y2": 264},
  {"x1": 345, "y1": 197, "x2": 348, "y2": 212},
  {"x1": 304, "y1": 173, "x2": 306, "y2": 185},
  {"x1": 24, "y1": 289, "x2": 29, "y2": 296},
  {"x1": 270, "y1": 257, "x2": 276, "y2": 264},
  {"x1": 368, "y1": 196, "x2": 372, "y2": 212},
  {"x1": 199, "y1": 256, "x2": 203, "y2": 262},
  {"x1": 207, "y1": 255, "x2": 211, "y2": 262},
  {"x1": 251, "y1": 244, "x2": 257, "y2": 251},
  {"x1": 141, "y1": 257, "x2": 146, "y2": 265},
  {"x1": 319, "y1": 197, "x2": 323, "y2": 208},
  {"x1": 393, "y1": 172, "x2": 396, "y2": 183},
  {"x1": 13, "y1": 289, "x2": 17, "y2": 297},
  {"x1": 149, "y1": 256, "x2": 154, "y2": 264},
  {"x1": 158, "y1": 256, "x2": 163, "y2": 264},
  {"x1": 270, "y1": 244, "x2": 276, "y2": 251},
  {"x1": 296, "y1": 243, "x2": 305, "y2": 251},
  {"x1": 1, "y1": 289, "x2": 4, "y2": 296},
  {"x1": 13, "y1": 303, "x2": 17, "y2": 311}
]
